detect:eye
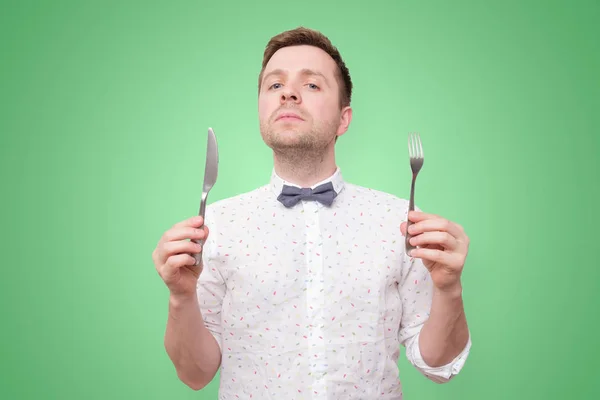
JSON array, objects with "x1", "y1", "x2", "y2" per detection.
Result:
[
  {"x1": 269, "y1": 82, "x2": 282, "y2": 90},
  {"x1": 306, "y1": 83, "x2": 320, "y2": 90}
]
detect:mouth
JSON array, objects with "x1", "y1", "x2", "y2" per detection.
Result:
[{"x1": 275, "y1": 112, "x2": 304, "y2": 122}]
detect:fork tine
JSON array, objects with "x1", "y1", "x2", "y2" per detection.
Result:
[{"x1": 408, "y1": 132, "x2": 421, "y2": 159}]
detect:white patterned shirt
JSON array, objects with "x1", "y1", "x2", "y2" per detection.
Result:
[{"x1": 197, "y1": 168, "x2": 471, "y2": 399}]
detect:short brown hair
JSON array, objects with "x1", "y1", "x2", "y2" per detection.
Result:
[{"x1": 258, "y1": 27, "x2": 353, "y2": 108}]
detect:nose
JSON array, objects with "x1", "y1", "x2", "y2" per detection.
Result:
[{"x1": 280, "y1": 87, "x2": 301, "y2": 104}]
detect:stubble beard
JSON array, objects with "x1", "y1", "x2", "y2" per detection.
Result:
[{"x1": 260, "y1": 116, "x2": 339, "y2": 168}]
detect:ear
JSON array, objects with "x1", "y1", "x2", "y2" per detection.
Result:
[{"x1": 336, "y1": 106, "x2": 352, "y2": 138}]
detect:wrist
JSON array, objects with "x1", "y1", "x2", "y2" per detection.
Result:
[
  {"x1": 169, "y1": 293, "x2": 198, "y2": 308},
  {"x1": 434, "y1": 283, "x2": 463, "y2": 300}
]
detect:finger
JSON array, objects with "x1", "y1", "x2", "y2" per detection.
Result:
[
  {"x1": 157, "y1": 240, "x2": 203, "y2": 264},
  {"x1": 162, "y1": 225, "x2": 208, "y2": 243},
  {"x1": 408, "y1": 217, "x2": 463, "y2": 239},
  {"x1": 409, "y1": 231, "x2": 459, "y2": 251},
  {"x1": 409, "y1": 247, "x2": 457, "y2": 267},
  {"x1": 161, "y1": 254, "x2": 198, "y2": 281},
  {"x1": 408, "y1": 211, "x2": 465, "y2": 235},
  {"x1": 407, "y1": 210, "x2": 439, "y2": 222},
  {"x1": 400, "y1": 221, "x2": 407, "y2": 236},
  {"x1": 165, "y1": 253, "x2": 198, "y2": 269},
  {"x1": 401, "y1": 220, "x2": 418, "y2": 236},
  {"x1": 165, "y1": 239, "x2": 203, "y2": 257},
  {"x1": 171, "y1": 216, "x2": 206, "y2": 230}
]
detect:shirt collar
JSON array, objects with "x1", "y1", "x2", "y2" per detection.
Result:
[{"x1": 269, "y1": 167, "x2": 346, "y2": 199}]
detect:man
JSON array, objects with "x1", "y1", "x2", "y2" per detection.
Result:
[{"x1": 153, "y1": 27, "x2": 472, "y2": 399}]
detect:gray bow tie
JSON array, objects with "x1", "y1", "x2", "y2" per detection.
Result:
[{"x1": 277, "y1": 182, "x2": 337, "y2": 208}]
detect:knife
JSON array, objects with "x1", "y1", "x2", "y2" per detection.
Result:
[{"x1": 192, "y1": 127, "x2": 219, "y2": 266}]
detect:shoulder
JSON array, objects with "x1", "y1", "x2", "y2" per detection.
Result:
[
  {"x1": 200, "y1": 185, "x2": 269, "y2": 254},
  {"x1": 343, "y1": 182, "x2": 410, "y2": 214},
  {"x1": 204, "y1": 184, "x2": 271, "y2": 223}
]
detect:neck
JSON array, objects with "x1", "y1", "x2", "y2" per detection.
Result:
[{"x1": 273, "y1": 146, "x2": 337, "y2": 187}]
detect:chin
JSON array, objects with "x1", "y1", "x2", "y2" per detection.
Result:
[
  {"x1": 267, "y1": 125, "x2": 304, "y2": 138},
  {"x1": 264, "y1": 130, "x2": 310, "y2": 149}
]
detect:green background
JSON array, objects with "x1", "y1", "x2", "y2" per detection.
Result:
[{"x1": 1, "y1": 0, "x2": 598, "y2": 399}]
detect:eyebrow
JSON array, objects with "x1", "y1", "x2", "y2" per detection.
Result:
[{"x1": 262, "y1": 68, "x2": 330, "y2": 87}]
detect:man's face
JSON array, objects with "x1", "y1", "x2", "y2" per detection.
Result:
[{"x1": 258, "y1": 45, "x2": 351, "y2": 153}]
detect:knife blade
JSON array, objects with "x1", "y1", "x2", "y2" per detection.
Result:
[{"x1": 193, "y1": 127, "x2": 219, "y2": 266}]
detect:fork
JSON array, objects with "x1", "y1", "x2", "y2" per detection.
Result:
[{"x1": 405, "y1": 132, "x2": 424, "y2": 256}]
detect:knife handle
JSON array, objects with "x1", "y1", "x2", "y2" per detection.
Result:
[{"x1": 193, "y1": 192, "x2": 209, "y2": 267}]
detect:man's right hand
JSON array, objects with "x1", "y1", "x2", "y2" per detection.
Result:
[{"x1": 153, "y1": 216, "x2": 209, "y2": 298}]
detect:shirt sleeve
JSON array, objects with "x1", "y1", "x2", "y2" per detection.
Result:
[
  {"x1": 196, "y1": 208, "x2": 226, "y2": 354},
  {"x1": 397, "y1": 249, "x2": 471, "y2": 383}
]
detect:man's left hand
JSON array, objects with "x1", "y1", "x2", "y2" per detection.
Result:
[{"x1": 400, "y1": 211, "x2": 470, "y2": 292}]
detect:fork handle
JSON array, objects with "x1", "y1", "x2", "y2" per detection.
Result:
[
  {"x1": 405, "y1": 175, "x2": 417, "y2": 256},
  {"x1": 192, "y1": 238, "x2": 204, "y2": 267}
]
